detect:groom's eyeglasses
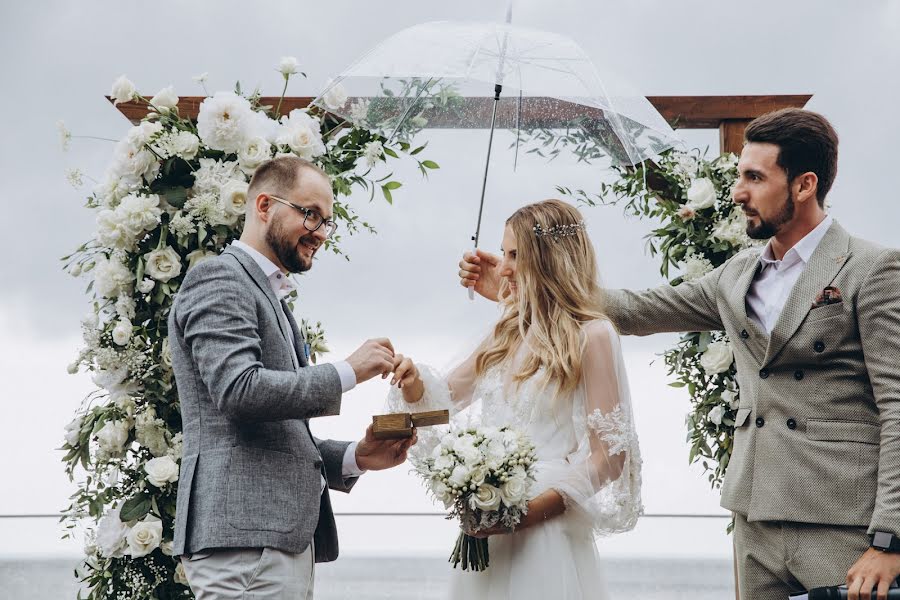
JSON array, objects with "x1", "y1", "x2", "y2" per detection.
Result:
[{"x1": 268, "y1": 195, "x2": 338, "y2": 239}]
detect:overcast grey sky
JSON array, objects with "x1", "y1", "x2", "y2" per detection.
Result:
[{"x1": 2, "y1": 0, "x2": 899, "y2": 556}]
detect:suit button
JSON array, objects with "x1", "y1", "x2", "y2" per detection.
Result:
[
  {"x1": 756, "y1": 417, "x2": 765, "y2": 428},
  {"x1": 759, "y1": 368, "x2": 770, "y2": 379},
  {"x1": 740, "y1": 330, "x2": 749, "y2": 339},
  {"x1": 787, "y1": 418, "x2": 797, "y2": 430},
  {"x1": 313, "y1": 460, "x2": 323, "y2": 469},
  {"x1": 794, "y1": 370, "x2": 804, "y2": 380},
  {"x1": 814, "y1": 341, "x2": 825, "y2": 353}
]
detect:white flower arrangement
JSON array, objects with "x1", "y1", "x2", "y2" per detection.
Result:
[
  {"x1": 60, "y1": 58, "x2": 438, "y2": 598},
  {"x1": 412, "y1": 425, "x2": 537, "y2": 571}
]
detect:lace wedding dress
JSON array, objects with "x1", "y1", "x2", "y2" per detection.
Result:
[{"x1": 387, "y1": 319, "x2": 643, "y2": 599}]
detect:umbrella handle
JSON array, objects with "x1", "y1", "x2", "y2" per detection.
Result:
[{"x1": 467, "y1": 242, "x2": 477, "y2": 301}]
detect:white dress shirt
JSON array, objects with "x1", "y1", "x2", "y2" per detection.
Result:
[
  {"x1": 231, "y1": 241, "x2": 364, "y2": 481},
  {"x1": 746, "y1": 215, "x2": 834, "y2": 333}
]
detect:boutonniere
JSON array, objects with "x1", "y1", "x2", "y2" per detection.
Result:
[{"x1": 300, "y1": 319, "x2": 329, "y2": 364}]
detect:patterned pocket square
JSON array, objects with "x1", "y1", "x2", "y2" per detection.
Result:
[{"x1": 812, "y1": 286, "x2": 843, "y2": 308}]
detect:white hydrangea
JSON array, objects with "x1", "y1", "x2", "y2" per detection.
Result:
[
  {"x1": 712, "y1": 211, "x2": 751, "y2": 247},
  {"x1": 681, "y1": 252, "x2": 714, "y2": 282},
  {"x1": 169, "y1": 212, "x2": 198, "y2": 239},
  {"x1": 192, "y1": 158, "x2": 241, "y2": 195},
  {"x1": 363, "y1": 141, "x2": 383, "y2": 168},
  {"x1": 196, "y1": 91, "x2": 256, "y2": 153}
]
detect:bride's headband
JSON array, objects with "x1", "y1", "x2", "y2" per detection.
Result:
[{"x1": 533, "y1": 220, "x2": 586, "y2": 242}]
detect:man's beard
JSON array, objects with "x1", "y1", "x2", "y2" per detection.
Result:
[
  {"x1": 265, "y1": 216, "x2": 318, "y2": 274},
  {"x1": 746, "y1": 190, "x2": 795, "y2": 240}
]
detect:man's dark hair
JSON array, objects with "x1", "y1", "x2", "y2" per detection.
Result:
[
  {"x1": 247, "y1": 155, "x2": 329, "y2": 201},
  {"x1": 744, "y1": 108, "x2": 838, "y2": 208}
]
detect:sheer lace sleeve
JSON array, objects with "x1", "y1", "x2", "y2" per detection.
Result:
[{"x1": 550, "y1": 319, "x2": 643, "y2": 537}]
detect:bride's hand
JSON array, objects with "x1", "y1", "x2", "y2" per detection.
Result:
[
  {"x1": 467, "y1": 523, "x2": 513, "y2": 539},
  {"x1": 391, "y1": 354, "x2": 424, "y2": 403}
]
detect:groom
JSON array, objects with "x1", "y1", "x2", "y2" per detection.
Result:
[
  {"x1": 459, "y1": 109, "x2": 900, "y2": 600},
  {"x1": 169, "y1": 155, "x2": 416, "y2": 599}
]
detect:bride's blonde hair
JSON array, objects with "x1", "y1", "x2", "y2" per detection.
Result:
[{"x1": 475, "y1": 199, "x2": 610, "y2": 395}]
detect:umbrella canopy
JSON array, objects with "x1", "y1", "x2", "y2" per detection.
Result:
[{"x1": 314, "y1": 20, "x2": 679, "y2": 167}]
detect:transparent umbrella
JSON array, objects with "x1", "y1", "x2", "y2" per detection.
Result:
[{"x1": 314, "y1": 18, "x2": 680, "y2": 292}]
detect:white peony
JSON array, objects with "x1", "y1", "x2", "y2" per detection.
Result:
[
  {"x1": 699, "y1": 341, "x2": 734, "y2": 374},
  {"x1": 196, "y1": 91, "x2": 255, "y2": 153},
  {"x1": 92, "y1": 256, "x2": 132, "y2": 299},
  {"x1": 470, "y1": 484, "x2": 502, "y2": 512},
  {"x1": 112, "y1": 319, "x2": 132, "y2": 346},
  {"x1": 219, "y1": 179, "x2": 249, "y2": 219},
  {"x1": 96, "y1": 209, "x2": 130, "y2": 250},
  {"x1": 96, "y1": 504, "x2": 129, "y2": 557},
  {"x1": 64, "y1": 417, "x2": 83, "y2": 446},
  {"x1": 708, "y1": 405, "x2": 726, "y2": 426},
  {"x1": 238, "y1": 137, "x2": 273, "y2": 175},
  {"x1": 321, "y1": 80, "x2": 349, "y2": 111},
  {"x1": 149, "y1": 86, "x2": 178, "y2": 113},
  {"x1": 126, "y1": 515, "x2": 163, "y2": 558},
  {"x1": 144, "y1": 246, "x2": 183, "y2": 283},
  {"x1": 278, "y1": 56, "x2": 300, "y2": 77},
  {"x1": 686, "y1": 178, "x2": 717, "y2": 210},
  {"x1": 118, "y1": 194, "x2": 162, "y2": 239},
  {"x1": 110, "y1": 75, "x2": 137, "y2": 105},
  {"x1": 97, "y1": 420, "x2": 130, "y2": 455},
  {"x1": 94, "y1": 173, "x2": 141, "y2": 210},
  {"x1": 144, "y1": 455, "x2": 179, "y2": 487},
  {"x1": 185, "y1": 249, "x2": 216, "y2": 271}
]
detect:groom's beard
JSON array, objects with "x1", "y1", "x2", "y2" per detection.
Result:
[
  {"x1": 266, "y1": 217, "x2": 319, "y2": 274},
  {"x1": 745, "y1": 190, "x2": 795, "y2": 240}
]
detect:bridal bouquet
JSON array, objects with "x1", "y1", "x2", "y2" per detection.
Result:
[{"x1": 413, "y1": 425, "x2": 537, "y2": 571}]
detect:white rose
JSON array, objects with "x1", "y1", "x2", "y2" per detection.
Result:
[
  {"x1": 433, "y1": 453, "x2": 454, "y2": 471},
  {"x1": 219, "y1": 179, "x2": 249, "y2": 218},
  {"x1": 97, "y1": 420, "x2": 130, "y2": 455},
  {"x1": 196, "y1": 91, "x2": 255, "y2": 153},
  {"x1": 699, "y1": 341, "x2": 734, "y2": 374},
  {"x1": 279, "y1": 56, "x2": 300, "y2": 77},
  {"x1": 145, "y1": 455, "x2": 179, "y2": 487},
  {"x1": 160, "y1": 540, "x2": 174, "y2": 556},
  {"x1": 721, "y1": 389, "x2": 739, "y2": 410},
  {"x1": 238, "y1": 137, "x2": 272, "y2": 175},
  {"x1": 145, "y1": 246, "x2": 183, "y2": 283},
  {"x1": 469, "y1": 484, "x2": 502, "y2": 512},
  {"x1": 430, "y1": 480, "x2": 453, "y2": 508},
  {"x1": 112, "y1": 319, "x2": 132, "y2": 346},
  {"x1": 126, "y1": 515, "x2": 163, "y2": 558},
  {"x1": 161, "y1": 338, "x2": 173, "y2": 369},
  {"x1": 469, "y1": 465, "x2": 489, "y2": 487},
  {"x1": 321, "y1": 80, "x2": 348, "y2": 111},
  {"x1": 499, "y1": 472, "x2": 528, "y2": 506},
  {"x1": 186, "y1": 249, "x2": 216, "y2": 271},
  {"x1": 174, "y1": 562, "x2": 189, "y2": 586},
  {"x1": 277, "y1": 109, "x2": 325, "y2": 160},
  {"x1": 686, "y1": 178, "x2": 717, "y2": 210},
  {"x1": 709, "y1": 405, "x2": 726, "y2": 426},
  {"x1": 96, "y1": 504, "x2": 129, "y2": 557},
  {"x1": 150, "y1": 86, "x2": 178, "y2": 113},
  {"x1": 110, "y1": 75, "x2": 137, "y2": 105},
  {"x1": 448, "y1": 464, "x2": 471, "y2": 488},
  {"x1": 64, "y1": 417, "x2": 83, "y2": 446}
]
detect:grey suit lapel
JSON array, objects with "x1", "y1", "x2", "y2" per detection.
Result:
[
  {"x1": 282, "y1": 299, "x2": 310, "y2": 368},
  {"x1": 763, "y1": 221, "x2": 852, "y2": 364},
  {"x1": 224, "y1": 246, "x2": 295, "y2": 358},
  {"x1": 732, "y1": 253, "x2": 768, "y2": 363}
]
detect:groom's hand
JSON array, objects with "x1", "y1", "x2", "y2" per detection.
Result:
[
  {"x1": 846, "y1": 547, "x2": 900, "y2": 600},
  {"x1": 354, "y1": 423, "x2": 417, "y2": 471},
  {"x1": 459, "y1": 250, "x2": 501, "y2": 302},
  {"x1": 345, "y1": 338, "x2": 395, "y2": 384}
]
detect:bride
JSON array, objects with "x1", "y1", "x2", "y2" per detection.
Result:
[{"x1": 388, "y1": 199, "x2": 642, "y2": 599}]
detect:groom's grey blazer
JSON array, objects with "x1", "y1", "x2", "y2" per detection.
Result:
[
  {"x1": 169, "y1": 245, "x2": 358, "y2": 562},
  {"x1": 605, "y1": 220, "x2": 900, "y2": 536}
]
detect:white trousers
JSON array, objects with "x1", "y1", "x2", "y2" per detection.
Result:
[{"x1": 181, "y1": 544, "x2": 315, "y2": 599}]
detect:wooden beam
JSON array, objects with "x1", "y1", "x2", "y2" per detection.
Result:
[
  {"x1": 110, "y1": 94, "x2": 812, "y2": 130},
  {"x1": 719, "y1": 119, "x2": 750, "y2": 155}
]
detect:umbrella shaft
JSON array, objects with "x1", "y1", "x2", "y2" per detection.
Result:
[{"x1": 473, "y1": 85, "x2": 503, "y2": 248}]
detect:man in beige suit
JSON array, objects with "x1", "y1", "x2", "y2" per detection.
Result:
[{"x1": 458, "y1": 109, "x2": 900, "y2": 599}]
